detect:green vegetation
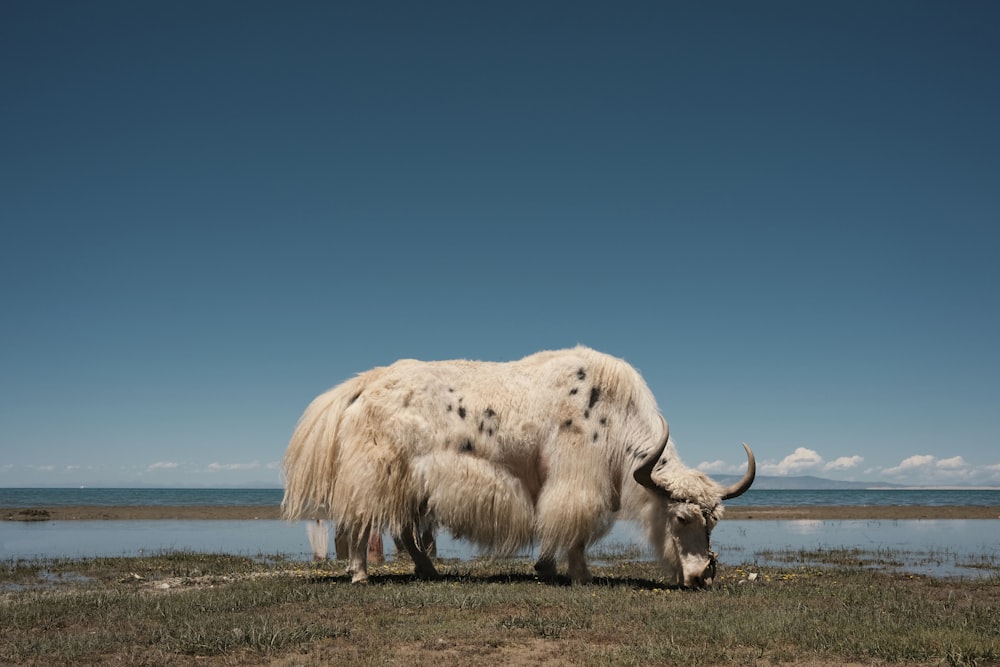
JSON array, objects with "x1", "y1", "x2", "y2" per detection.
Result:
[{"x1": 1, "y1": 549, "x2": 998, "y2": 666}]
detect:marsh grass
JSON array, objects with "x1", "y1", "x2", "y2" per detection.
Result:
[{"x1": 2, "y1": 549, "x2": 998, "y2": 666}]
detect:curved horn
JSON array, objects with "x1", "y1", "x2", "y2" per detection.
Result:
[
  {"x1": 633, "y1": 416, "x2": 671, "y2": 496},
  {"x1": 721, "y1": 443, "x2": 756, "y2": 500}
]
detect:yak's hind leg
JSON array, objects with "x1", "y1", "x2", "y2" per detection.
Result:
[
  {"x1": 566, "y1": 540, "x2": 592, "y2": 585},
  {"x1": 308, "y1": 520, "x2": 330, "y2": 562},
  {"x1": 345, "y1": 521, "x2": 372, "y2": 584},
  {"x1": 396, "y1": 525, "x2": 440, "y2": 580}
]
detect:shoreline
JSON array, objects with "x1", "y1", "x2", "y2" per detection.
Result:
[{"x1": 4, "y1": 504, "x2": 999, "y2": 522}]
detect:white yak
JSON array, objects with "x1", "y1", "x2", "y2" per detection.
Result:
[{"x1": 282, "y1": 346, "x2": 754, "y2": 587}]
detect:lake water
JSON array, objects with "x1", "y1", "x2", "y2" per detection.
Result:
[
  {"x1": 3, "y1": 487, "x2": 1000, "y2": 508},
  {"x1": 2, "y1": 488, "x2": 998, "y2": 578},
  {"x1": 3, "y1": 518, "x2": 998, "y2": 579}
]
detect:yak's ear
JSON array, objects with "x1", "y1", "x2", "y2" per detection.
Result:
[{"x1": 650, "y1": 474, "x2": 689, "y2": 504}]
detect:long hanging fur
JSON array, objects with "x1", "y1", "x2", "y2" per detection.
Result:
[{"x1": 306, "y1": 519, "x2": 329, "y2": 561}]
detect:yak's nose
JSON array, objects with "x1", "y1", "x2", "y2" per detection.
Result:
[
  {"x1": 685, "y1": 558, "x2": 717, "y2": 589},
  {"x1": 686, "y1": 574, "x2": 711, "y2": 589}
]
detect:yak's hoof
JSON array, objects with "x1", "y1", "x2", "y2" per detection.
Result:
[
  {"x1": 415, "y1": 566, "x2": 441, "y2": 580},
  {"x1": 534, "y1": 560, "x2": 557, "y2": 579}
]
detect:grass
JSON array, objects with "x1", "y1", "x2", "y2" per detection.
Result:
[{"x1": 2, "y1": 549, "x2": 999, "y2": 666}]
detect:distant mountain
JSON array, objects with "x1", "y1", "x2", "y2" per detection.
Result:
[{"x1": 712, "y1": 474, "x2": 905, "y2": 490}]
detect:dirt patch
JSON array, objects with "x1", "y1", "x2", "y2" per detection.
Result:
[{"x1": 266, "y1": 637, "x2": 570, "y2": 667}]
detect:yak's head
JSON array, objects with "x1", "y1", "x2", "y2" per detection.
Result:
[{"x1": 633, "y1": 420, "x2": 755, "y2": 589}]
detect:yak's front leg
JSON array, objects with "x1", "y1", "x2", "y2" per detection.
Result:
[
  {"x1": 566, "y1": 541, "x2": 592, "y2": 585},
  {"x1": 345, "y1": 521, "x2": 372, "y2": 584},
  {"x1": 418, "y1": 523, "x2": 437, "y2": 558},
  {"x1": 396, "y1": 525, "x2": 440, "y2": 580},
  {"x1": 533, "y1": 554, "x2": 557, "y2": 580}
]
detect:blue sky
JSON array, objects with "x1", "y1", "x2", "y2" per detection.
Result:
[{"x1": 2, "y1": 1, "x2": 998, "y2": 488}]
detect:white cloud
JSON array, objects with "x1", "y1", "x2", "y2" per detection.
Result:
[
  {"x1": 879, "y1": 454, "x2": 990, "y2": 484},
  {"x1": 823, "y1": 455, "x2": 864, "y2": 471},
  {"x1": 206, "y1": 461, "x2": 261, "y2": 472},
  {"x1": 696, "y1": 459, "x2": 731, "y2": 474},
  {"x1": 885, "y1": 454, "x2": 935, "y2": 475},
  {"x1": 761, "y1": 447, "x2": 824, "y2": 476},
  {"x1": 0, "y1": 464, "x2": 12, "y2": 473},
  {"x1": 147, "y1": 461, "x2": 180, "y2": 471},
  {"x1": 936, "y1": 456, "x2": 966, "y2": 470}
]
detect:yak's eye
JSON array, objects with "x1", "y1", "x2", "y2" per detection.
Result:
[{"x1": 675, "y1": 515, "x2": 691, "y2": 525}]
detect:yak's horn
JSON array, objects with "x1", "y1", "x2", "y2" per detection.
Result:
[
  {"x1": 721, "y1": 443, "x2": 756, "y2": 500},
  {"x1": 633, "y1": 416, "x2": 671, "y2": 496}
]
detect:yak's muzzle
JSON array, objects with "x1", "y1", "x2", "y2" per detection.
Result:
[{"x1": 685, "y1": 552, "x2": 718, "y2": 589}]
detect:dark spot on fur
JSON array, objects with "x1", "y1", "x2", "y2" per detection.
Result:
[
  {"x1": 593, "y1": 431, "x2": 599, "y2": 442},
  {"x1": 584, "y1": 409, "x2": 590, "y2": 419},
  {"x1": 458, "y1": 406, "x2": 466, "y2": 419},
  {"x1": 460, "y1": 440, "x2": 474, "y2": 452},
  {"x1": 484, "y1": 407, "x2": 496, "y2": 418},
  {"x1": 348, "y1": 391, "x2": 362, "y2": 405},
  {"x1": 448, "y1": 387, "x2": 455, "y2": 392},
  {"x1": 564, "y1": 419, "x2": 573, "y2": 428},
  {"x1": 487, "y1": 428, "x2": 494, "y2": 437},
  {"x1": 588, "y1": 387, "x2": 601, "y2": 409},
  {"x1": 447, "y1": 404, "x2": 453, "y2": 412},
  {"x1": 577, "y1": 368, "x2": 586, "y2": 380},
  {"x1": 600, "y1": 417, "x2": 608, "y2": 426},
  {"x1": 478, "y1": 420, "x2": 485, "y2": 433},
  {"x1": 569, "y1": 388, "x2": 579, "y2": 396}
]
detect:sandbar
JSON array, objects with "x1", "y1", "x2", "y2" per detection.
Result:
[{"x1": 4, "y1": 505, "x2": 998, "y2": 522}]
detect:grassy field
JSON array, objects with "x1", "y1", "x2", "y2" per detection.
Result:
[{"x1": 2, "y1": 548, "x2": 998, "y2": 666}]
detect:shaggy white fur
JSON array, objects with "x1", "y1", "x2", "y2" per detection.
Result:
[{"x1": 282, "y1": 346, "x2": 752, "y2": 586}]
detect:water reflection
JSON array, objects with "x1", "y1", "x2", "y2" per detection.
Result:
[
  {"x1": 783, "y1": 520, "x2": 824, "y2": 534},
  {"x1": 710, "y1": 519, "x2": 999, "y2": 578},
  {"x1": 2, "y1": 519, "x2": 997, "y2": 578}
]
